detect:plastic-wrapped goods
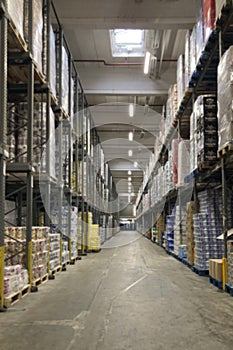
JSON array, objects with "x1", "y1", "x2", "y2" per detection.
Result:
[
  {"x1": 218, "y1": 46, "x2": 233, "y2": 150},
  {"x1": 172, "y1": 139, "x2": 179, "y2": 185},
  {"x1": 24, "y1": 0, "x2": 44, "y2": 74},
  {"x1": 174, "y1": 206, "x2": 187, "y2": 256},
  {"x1": 164, "y1": 207, "x2": 176, "y2": 252},
  {"x1": 186, "y1": 201, "x2": 196, "y2": 266},
  {"x1": 196, "y1": 0, "x2": 204, "y2": 64},
  {"x1": 184, "y1": 30, "x2": 191, "y2": 89},
  {"x1": 4, "y1": 266, "x2": 28, "y2": 297},
  {"x1": 70, "y1": 206, "x2": 78, "y2": 259},
  {"x1": 193, "y1": 189, "x2": 225, "y2": 271},
  {"x1": 50, "y1": 26, "x2": 57, "y2": 97},
  {"x1": 190, "y1": 112, "x2": 198, "y2": 171},
  {"x1": 202, "y1": 0, "x2": 216, "y2": 45},
  {"x1": 49, "y1": 233, "x2": 61, "y2": 271},
  {"x1": 178, "y1": 140, "x2": 190, "y2": 186},
  {"x1": 177, "y1": 54, "x2": 185, "y2": 107},
  {"x1": 190, "y1": 26, "x2": 197, "y2": 76},
  {"x1": 60, "y1": 46, "x2": 69, "y2": 114},
  {"x1": 6, "y1": 0, "x2": 24, "y2": 40}
]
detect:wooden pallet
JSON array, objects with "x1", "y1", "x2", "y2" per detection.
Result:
[
  {"x1": 8, "y1": 19, "x2": 27, "y2": 52},
  {"x1": 218, "y1": 143, "x2": 233, "y2": 158},
  {"x1": 4, "y1": 284, "x2": 30, "y2": 308},
  {"x1": 33, "y1": 273, "x2": 48, "y2": 287},
  {"x1": 209, "y1": 276, "x2": 223, "y2": 290},
  {"x1": 50, "y1": 265, "x2": 62, "y2": 275}
]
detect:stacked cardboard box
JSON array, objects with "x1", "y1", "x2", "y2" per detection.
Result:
[
  {"x1": 49, "y1": 233, "x2": 61, "y2": 271},
  {"x1": 227, "y1": 240, "x2": 233, "y2": 286},
  {"x1": 4, "y1": 265, "x2": 28, "y2": 298},
  {"x1": 218, "y1": 46, "x2": 233, "y2": 150},
  {"x1": 209, "y1": 258, "x2": 223, "y2": 281},
  {"x1": 157, "y1": 214, "x2": 165, "y2": 246},
  {"x1": 186, "y1": 202, "x2": 196, "y2": 265}
]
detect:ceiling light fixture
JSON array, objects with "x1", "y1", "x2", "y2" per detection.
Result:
[
  {"x1": 129, "y1": 103, "x2": 134, "y2": 117},
  {"x1": 128, "y1": 177, "x2": 132, "y2": 182},
  {"x1": 128, "y1": 170, "x2": 132, "y2": 175},
  {"x1": 128, "y1": 149, "x2": 133, "y2": 157},
  {"x1": 134, "y1": 161, "x2": 138, "y2": 168},
  {"x1": 128, "y1": 131, "x2": 133, "y2": 141},
  {"x1": 144, "y1": 51, "x2": 151, "y2": 74}
]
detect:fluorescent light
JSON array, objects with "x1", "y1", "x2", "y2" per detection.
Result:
[
  {"x1": 128, "y1": 131, "x2": 133, "y2": 141},
  {"x1": 144, "y1": 51, "x2": 151, "y2": 74},
  {"x1": 131, "y1": 192, "x2": 135, "y2": 196},
  {"x1": 128, "y1": 170, "x2": 132, "y2": 175},
  {"x1": 128, "y1": 177, "x2": 132, "y2": 182},
  {"x1": 134, "y1": 161, "x2": 138, "y2": 168},
  {"x1": 129, "y1": 103, "x2": 134, "y2": 117},
  {"x1": 128, "y1": 149, "x2": 133, "y2": 157}
]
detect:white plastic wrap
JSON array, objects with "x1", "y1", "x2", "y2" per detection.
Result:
[
  {"x1": 50, "y1": 26, "x2": 57, "y2": 97},
  {"x1": 177, "y1": 54, "x2": 185, "y2": 107},
  {"x1": 184, "y1": 30, "x2": 191, "y2": 89},
  {"x1": 218, "y1": 46, "x2": 233, "y2": 150},
  {"x1": 6, "y1": 0, "x2": 24, "y2": 40},
  {"x1": 178, "y1": 140, "x2": 190, "y2": 185},
  {"x1": 24, "y1": 0, "x2": 43, "y2": 73},
  {"x1": 62, "y1": 46, "x2": 69, "y2": 114}
]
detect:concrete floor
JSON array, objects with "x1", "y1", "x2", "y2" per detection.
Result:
[{"x1": 1, "y1": 231, "x2": 233, "y2": 350}]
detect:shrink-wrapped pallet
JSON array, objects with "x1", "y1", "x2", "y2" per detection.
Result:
[
  {"x1": 178, "y1": 140, "x2": 190, "y2": 186},
  {"x1": 177, "y1": 54, "x2": 185, "y2": 107},
  {"x1": 24, "y1": 0, "x2": 43, "y2": 73},
  {"x1": 184, "y1": 30, "x2": 191, "y2": 89},
  {"x1": 6, "y1": 0, "x2": 24, "y2": 40},
  {"x1": 218, "y1": 46, "x2": 233, "y2": 150}
]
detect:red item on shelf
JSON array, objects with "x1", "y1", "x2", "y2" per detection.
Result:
[{"x1": 203, "y1": 0, "x2": 216, "y2": 44}]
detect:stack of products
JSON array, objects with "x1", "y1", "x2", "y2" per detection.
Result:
[
  {"x1": 177, "y1": 55, "x2": 185, "y2": 107},
  {"x1": 165, "y1": 152, "x2": 174, "y2": 194},
  {"x1": 218, "y1": 46, "x2": 233, "y2": 150},
  {"x1": 77, "y1": 212, "x2": 83, "y2": 251},
  {"x1": 194, "y1": 95, "x2": 218, "y2": 164},
  {"x1": 24, "y1": 0, "x2": 44, "y2": 73},
  {"x1": 193, "y1": 190, "x2": 224, "y2": 270},
  {"x1": 178, "y1": 140, "x2": 190, "y2": 186},
  {"x1": 164, "y1": 208, "x2": 176, "y2": 252},
  {"x1": 49, "y1": 233, "x2": 61, "y2": 271},
  {"x1": 174, "y1": 206, "x2": 187, "y2": 256},
  {"x1": 157, "y1": 214, "x2": 165, "y2": 246},
  {"x1": 6, "y1": 0, "x2": 24, "y2": 41},
  {"x1": 4, "y1": 265, "x2": 29, "y2": 297},
  {"x1": 190, "y1": 112, "x2": 198, "y2": 172},
  {"x1": 209, "y1": 258, "x2": 223, "y2": 282},
  {"x1": 186, "y1": 201, "x2": 196, "y2": 265},
  {"x1": 70, "y1": 206, "x2": 78, "y2": 259},
  {"x1": 4, "y1": 226, "x2": 49, "y2": 280},
  {"x1": 184, "y1": 30, "x2": 192, "y2": 89},
  {"x1": 88, "y1": 224, "x2": 100, "y2": 251},
  {"x1": 165, "y1": 84, "x2": 178, "y2": 137},
  {"x1": 227, "y1": 240, "x2": 233, "y2": 286},
  {"x1": 62, "y1": 238, "x2": 69, "y2": 264}
]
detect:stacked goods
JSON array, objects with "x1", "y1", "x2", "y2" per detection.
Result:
[
  {"x1": 178, "y1": 140, "x2": 190, "y2": 186},
  {"x1": 6, "y1": 0, "x2": 24, "y2": 40},
  {"x1": 190, "y1": 25, "x2": 197, "y2": 74},
  {"x1": 49, "y1": 27, "x2": 57, "y2": 96},
  {"x1": 172, "y1": 139, "x2": 179, "y2": 185},
  {"x1": 184, "y1": 30, "x2": 192, "y2": 89},
  {"x1": 194, "y1": 95, "x2": 218, "y2": 164},
  {"x1": 48, "y1": 233, "x2": 61, "y2": 271},
  {"x1": 202, "y1": 0, "x2": 216, "y2": 45},
  {"x1": 157, "y1": 214, "x2": 165, "y2": 246},
  {"x1": 174, "y1": 206, "x2": 187, "y2": 256},
  {"x1": 4, "y1": 265, "x2": 28, "y2": 298},
  {"x1": 190, "y1": 112, "x2": 198, "y2": 172},
  {"x1": 227, "y1": 240, "x2": 233, "y2": 286},
  {"x1": 218, "y1": 46, "x2": 233, "y2": 150},
  {"x1": 62, "y1": 238, "x2": 69, "y2": 264},
  {"x1": 78, "y1": 161, "x2": 87, "y2": 197},
  {"x1": 196, "y1": 0, "x2": 205, "y2": 64},
  {"x1": 165, "y1": 151, "x2": 174, "y2": 194},
  {"x1": 177, "y1": 55, "x2": 185, "y2": 106},
  {"x1": 193, "y1": 190, "x2": 224, "y2": 271},
  {"x1": 164, "y1": 209, "x2": 176, "y2": 252},
  {"x1": 70, "y1": 206, "x2": 78, "y2": 259},
  {"x1": 209, "y1": 259, "x2": 223, "y2": 281},
  {"x1": 186, "y1": 201, "x2": 196, "y2": 265},
  {"x1": 165, "y1": 85, "x2": 178, "y2": 137},
  {"x1": 4, "y1": 226, "x2": 49, "y2": 280},
  {"x1": 88, "y1": 225, "x2": 100, "y2": 251},
  {"x1": 24, "y1": 0, "x2": 44, "y2": 73}
]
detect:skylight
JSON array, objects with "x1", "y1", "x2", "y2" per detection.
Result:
[{"x1": 110, "y1": 29, "x2": 145, "y2": 57}]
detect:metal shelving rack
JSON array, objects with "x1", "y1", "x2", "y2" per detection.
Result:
[{"x1": 135, "y1": 1, "x2": 233, "y2": 263}]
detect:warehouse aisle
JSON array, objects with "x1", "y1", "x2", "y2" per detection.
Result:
[{"x1": 1, "y1": 231, "x2": 233, "y2": 350}]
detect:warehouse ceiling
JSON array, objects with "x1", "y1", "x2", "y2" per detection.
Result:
[{"x1": 53, "y1": 0, "x2": 197, "y2": 206}]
